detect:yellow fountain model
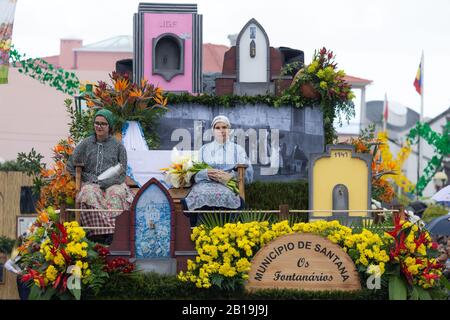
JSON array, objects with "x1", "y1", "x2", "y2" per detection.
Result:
[{"x1": 309, "y1": 145, "x2": 371, "y2": 221}]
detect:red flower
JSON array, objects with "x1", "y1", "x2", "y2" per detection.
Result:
[
  {"x1": 56, "y1": 223, "x2": 68, "y2": 243},
  {"x1": 60, "y1": 248, "x2": 71, "y2": 263},
  {"x1": 400, "y1": 265, "x2": 413, "y2": 284},
  {"x1": 22, "y1": 269, "x2": 45, "y2": 287},
  {"x1": 386, "y1": 215, "x2": 403, "y2": 238},
  {"x1": 423, "y1": 273, "x2": 440, "y2": 281},
  {"x1": 414, "y1": 232, "x2": 428, "y2": 249},
  {"x1": 62, "y1": 275, "x2": 68, "y2": 290},
  {"x1": 53, "y1": 273, "x2": 62, "y2": 289},
  {"x1": 21, "y1": 269, "x2": 36, "y2": 283}
]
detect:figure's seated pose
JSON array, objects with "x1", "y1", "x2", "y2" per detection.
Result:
[
  {"x1": 182, "y1": 115, "x2": 253, "y2": 226},
  {"x1": 67, "y1": 109, "x2": 134, "y2": 245}
]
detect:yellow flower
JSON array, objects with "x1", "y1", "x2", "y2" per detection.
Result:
[
  {"x1": 317, "y1": 69, "x2": 325, "y2": 79},
  {"x1": 235, "y1": 258, "x2": 251, "y2": 273},
  {"x1": 53, "y1": 252, "x2": 66, "y2": 267},
  {"x1": 307, "y1": 60, "x2": 319, "y2": 73},
  {"x1": 45, "y1": 265, "x2": 58, "y2": 282}
]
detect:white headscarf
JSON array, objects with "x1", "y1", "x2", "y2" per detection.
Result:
[{"x1": 211, "y1": 115, "x2": 231, "y2": 129}]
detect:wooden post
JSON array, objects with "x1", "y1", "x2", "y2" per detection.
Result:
[
  {"x1": 59, "y1": 202, "x2": 66, "y2": 223},
  {"x1": 373, "y1": 211, "x2": 385, "y2": 224},
  {"x1": 74, "y1": 163, "x2": 84, "y2": 223},
  {"x1": 279, "y1": 204, "x2": 289, "y2": 221},
  {"x1": 235, "y1": 164, "x2": 248, "y2": 201},
  {"x1": 391, "y1": 204, "x2": 405, "y2": 221},
  {"x1": 75, "y1": 164, "x2": 83, "y2": 196}
]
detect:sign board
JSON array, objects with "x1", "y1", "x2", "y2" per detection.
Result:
[{"x1": 246, "y1": 233, "x2": 361, "y2": 292}]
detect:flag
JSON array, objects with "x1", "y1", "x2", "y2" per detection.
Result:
[
  {"x1": 413, "y1": 54, "x2": 423, "y2": 95},
  {"x1": 383, "y1": 93, "x2": 388, "y2": 131},
  {"x1": 0, "y1": 0, "x2": 18, "y2": 85}
]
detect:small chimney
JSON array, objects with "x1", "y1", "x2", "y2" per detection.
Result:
[
  {"x1": 227, "y1": 34, "x2": 237, "y2": 46},
  {"x1": 59, "y1": 39, "x2": 83, "y2": 69}
]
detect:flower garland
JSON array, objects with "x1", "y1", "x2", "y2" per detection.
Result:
[
  {"x1": 9, "y1": 47, "x2": 80, "y2": 96},
  {"x1": 406, "y1": 121, "x2": 450, "y2": 196}
]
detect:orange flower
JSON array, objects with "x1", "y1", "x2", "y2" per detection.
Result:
[
  {"x1": 129, "y1": 88, "x2": 143, "y2": 98},
  {"x1": 86, "y1": 100, "x2": 95, "y2": 108},
  {"x1": 153, "y1": 94, "x2": 168, "y2": 106},
  {"x1": 115, "y1": 95, "x2": 125, "y2": 106},
  {"x1": 37, "y1": 210, "x2": 49, "y2": 224},
  {"x1": 54, "y1": 145, "x2": 64, "y2": 153},
  {"x1": 114, "y1": 78, "x2": 129, "y2": 92}
]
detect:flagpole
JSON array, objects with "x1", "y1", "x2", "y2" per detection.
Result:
[
  {"x1": 383, "y1": 93, "x2": 387, "y2": 132},
  {"x1": 420, "y1": 51, "x2": 424, "y2": 121},
  {"x1": 417, "y1": 51, "x2": 424, "y2": 198}
]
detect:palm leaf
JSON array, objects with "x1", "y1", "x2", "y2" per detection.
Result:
[
  {"x1": 198, "y1": 211, "x2": 237, "y2": 228},
  {"x1": 287, "y1": 212, "x2": 308, "y2": 226},
  {"x1": 238, "y1": 210, "x2": 271, "y2": 223}
]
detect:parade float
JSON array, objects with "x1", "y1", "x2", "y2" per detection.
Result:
[{"x1": 1, "y1": 2, "x2": 449, "y2": 300}]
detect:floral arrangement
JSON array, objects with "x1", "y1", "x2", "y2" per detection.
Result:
[
  {"x1": 161, "y1": 150, "x2": 239, "y2": 194},
  {"x1": 37, "y1": 138, "x2": 76, "y2": 210},
  {"x1": 17, "y1": 207, "x2": 106, "y2": 299},
  {"x1": 288, "y1": 47, "x2": 356, "y2": 126},
  {"x1": 104, "y1": 257, "x2": 135, "y2": 274},
  {"x1": 85, "y1": 72, "x2": 168, "y2": 148},
  {"x1": 178, "y1": 220, "x2": 388, "y2": 289},
  {"x1": 178, "y1": 219, "x2": 446, "y2": 299},
  {"x1": 347, "y1": 125, "x2": 397, "y2": 203},
  {"x1": 384, "y1": 215, "x2": 443, "y2": 298},
  {"x1": 16, "y1": 207, "x2": 135, "y2": 300},
  {"x1": 377, "y1": 131, "x2": 415, "y2": 194}
]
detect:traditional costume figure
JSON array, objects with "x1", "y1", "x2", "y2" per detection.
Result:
[
  {"x1": 67, "y1": 109, "x2": 134, "y2": 244},
  {"x1": 183, "y1": 115, "x2": 253, "y2": 225}
]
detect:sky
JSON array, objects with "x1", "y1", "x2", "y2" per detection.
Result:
[{"x1": 10, "y1": 0, "x2": 450, "y2": 126}]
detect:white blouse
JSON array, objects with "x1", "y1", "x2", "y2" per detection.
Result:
[{"x1": 195, "y1": 140, "x2": 253, "y2": 184}]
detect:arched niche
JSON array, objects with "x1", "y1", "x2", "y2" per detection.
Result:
[
  {"x1": 236, "y1": 18, "x2": 270, "y2": 83},
  {"x1": 332, "y1": 184, "x2": 349, "y2": 218},
  {"x1": 152, "y1": 33, "x2": 185, "y2": 81},
  {"x1": 130, "y1": 178, "x2": 175, "y2": 259}
]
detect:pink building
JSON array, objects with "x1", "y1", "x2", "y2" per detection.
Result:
[{"x1": 0, "y1": 36, "x2": 134, "y2": 163}]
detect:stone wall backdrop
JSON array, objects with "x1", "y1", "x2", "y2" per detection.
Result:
[{"x1": 156, "y1": 103, "x2": 324, "y2": 182}]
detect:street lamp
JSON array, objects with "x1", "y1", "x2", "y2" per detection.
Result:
[
  {"x1": 74, "y1": 84, "x2": 94, "y2": 113},
  {"x1": 433, "y1": 171, "x2": 448, "y2": 191}
]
